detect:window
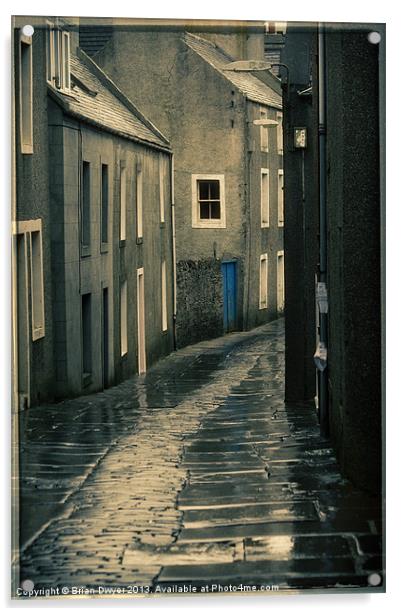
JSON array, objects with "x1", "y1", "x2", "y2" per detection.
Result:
[
  {"x1": 261, "y1": 169, "x2": 270, "y2": 227},
  {"x1": 14, "y1": 220, "x2": 45, "y2": 341},
  {"x1": 46, "y1": 24, "x2": 70, "y2": 91},
  {"x1": 101, "y1": 164, "x2": 109, "y2": 245},
  {"x1": 120, "y1": 281, "x2": 128, "y2": 356},
  {"x1": 260, "y1": 107, "x2": 269, "y2": 153},
  {"x1": 161, "y1": 260, "x2": 168, "y2": 331},
  {"x1": 278, "y1": 169, "x2": 284, "y2": 227},
  {"x1": 192, "y1": 174, "x2": 226, "y2": 228},
  {"x1": 120, "y1": 163, "x2": 126, "y2": 241},
  {"x1": 159, "y1": 154, "x2": 165, "y2": 223},
  {"x1": 61, "y1": 31, "x2": 71, "y2": 90},
  {"x1": 29, "y1": 230, "x2": 45, "y2": 340},
  {"x1": 81, "y1": 161, "x2": 91, "y2": 249},
  {"x1": 277, "y1": 112, "x2": 283, "y2": 154},
  {"x1": 259, "y1": 254, "x2": 268, "y2": 309},
  {"x1": 19, "y1": 35, "x2": 33, "y2": 154},
  {"x1": 136, "y1": 161, "x2": 143, "y2": 239},
  {"x1": 277, "y1": 251, "x2": 285, "y2": 312},
  {"x1": 81, "y1": 293, "x2": 92, "y2": 378}
]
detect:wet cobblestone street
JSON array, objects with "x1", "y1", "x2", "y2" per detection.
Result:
[{"x1": 17, "y1": 319, "x2": 383, "y2": 596}]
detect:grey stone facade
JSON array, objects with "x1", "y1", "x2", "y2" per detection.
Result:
[
  {"x1": 282, "y1": 23, "x2": 383, "y2": 494},
  {"x1": 12, "y1": 18, "x2": 174, "y2": 406},
  {"x1": 87, "y1": 25, "x2": 284, "y2": 348}
]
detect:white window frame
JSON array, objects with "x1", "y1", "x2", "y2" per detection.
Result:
[
  {"x1": 61, "y1": 31, "x2": 71, "y2": 91},
  {"x1": 277, "y1": 112, "x2": 283, "y2": 154},
  {"x1": 120, "y1": 280, "x2": 128, "y2": 357},
  {"x1": 46, "y1": 21, "x2": 55, "y2": 85},
  {"x1": 191, "y1": 174, "x2": 226, "y2": 229},
  {"x1": 161, "y1": 260, "x2": 168, "y2": 331},
  {"x1": 136, "y1": 160, "x2": 143, "y2": 239},
  {"x1": 19, "y1": 33, "x2": 33, "y2": 154},
  {"x1": 29, "y1": 229, "x2": 45, "y2": 341},
  {"x1": 259, "y1": 253, "x2": 268, "y2": 310},
  {"x1": 278, "y1": 169, "x2": 284, "y2": 227},
  {"x1": 261, "y1": 168, "x2": 270, "y2": 228},
  {"x1": 46, "y1": 23, "x2": 71, "y2": 91},
  {"x1": 259, "y1": 107, "x2": 269, "y2": 153},
  {"x1": 159, "y1": 154, "x2": 165, "y2": 224},
  {"x1": 120, "y1": 162, "x2": 126, "y2": 241},
  {"x1": 277, "y1": 250, "x2": 285, "y2": 312}
]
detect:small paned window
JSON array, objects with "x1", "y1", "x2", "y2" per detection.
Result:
[{"x1": 191, "y1": 174, "x2": 226, "y2": 228}]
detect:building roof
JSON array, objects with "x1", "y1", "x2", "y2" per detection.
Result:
[
  {"x1": 48, "y1": 49, "x2": 170, "y2": 150},
  {"x1": 183, "y1": 32, "x2": 282, "y2": 109}
]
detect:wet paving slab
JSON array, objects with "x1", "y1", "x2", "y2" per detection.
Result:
[{"x1": 16, "y1": 319, "x2": 384, "y2": 597}]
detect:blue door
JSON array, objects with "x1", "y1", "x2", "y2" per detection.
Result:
[{"x1": 222, "y1": 261, "x2": 237, "y2": 332}]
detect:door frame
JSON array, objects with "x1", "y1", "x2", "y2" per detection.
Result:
[
  {"x1": 136, "y1": 267, "x2": 146, "y2": 374},
  {"x1": 221, "y1": 259, "x2": 238, "y2": 333},
  {"x1": 277, "y1": 250, "x2": 285, "y2": 313}
]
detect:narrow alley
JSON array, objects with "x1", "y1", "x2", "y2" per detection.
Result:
[{"x1": 17, "y1": 320, "x2": 382, "y2": 595}]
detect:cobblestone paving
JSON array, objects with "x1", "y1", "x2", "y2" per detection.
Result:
[{"x1": 17, "y1": 319, "x2": 384, "y2": 597}]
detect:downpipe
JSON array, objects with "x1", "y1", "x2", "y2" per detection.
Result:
[
  {"x1": 317, "y1": 25, "x2": 329, "y2": 437},
  {"x1": 170, "y1": 153, "x2": 177, "y2": 351}
]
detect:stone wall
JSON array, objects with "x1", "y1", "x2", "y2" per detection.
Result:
[{"x1": 176, "y1": 258, "x2": 223, "y2": 348}]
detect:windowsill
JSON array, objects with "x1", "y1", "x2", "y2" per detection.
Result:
[
  {"x1": 192, "y1": 221, "x2": 226, "y2": 229},
  {"x1": 21, "y1": 144, "x2": 33, "y2": 155},
  {"x1": 162, "y1": 328, "x2": 168, "y2": 334},
  {"x1": 278, "y1": 223, "x2": 284, "y2": 228},
  {"x1": 119, "y1": 239, "x2": 126, "y2": 248},
  {"x1": 32, "y1": 328, "x2": 45, "y2": 342},
  {"x1": 261, "y1": 148, "x2": 269, "y2": 153},
  {"x1": 82, "y1": 373, "x2": 92, "y2": 388},
  {"x1": 81, "y1": 245, "x2": 91, "y2": 258},
  {"x1": 259, "y1": 305, "x2": 268, "y2": 311},
  {"x1": 136, "y1": 237, "x2": 143, "y2": 245},
  {"x1": 47, "y1": 82, "x2": 78, "y2": 100},
  {"x1": 261, "y1": 223, "x2": 270, "y2": 229},
  {"x1": 120, "y1": 352, "x2": 128, "y2": 360},
  {"x1": 100, "y1": 242, "x2": 109, "y2": 254},
  {"x1": 160, "y1": 222, "x2": 166, "y2": 229}
]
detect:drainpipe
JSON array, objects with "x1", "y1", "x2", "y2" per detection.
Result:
[
  {"x1": 170, "y1": 153, "x2": 177, "y2": 350},
  {"x1": 317, "y1": 24, "x2": 329, "y2": 436}
]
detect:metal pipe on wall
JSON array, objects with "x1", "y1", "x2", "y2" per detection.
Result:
[
  {"x1": 318, "y1": 24, "x2": 329, "y2": 437},
  {"x1": 170, "y1": 153, "x2": 177, "y2": 351}
]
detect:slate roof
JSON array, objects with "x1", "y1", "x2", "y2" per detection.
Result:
[
  {"x1": 48, "y1": 49, "x2": 170, "y2": 150},
  {"x1": 183, "y1": 32, "x2": 282, "y2": 110}
]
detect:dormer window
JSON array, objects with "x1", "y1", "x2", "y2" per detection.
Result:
[{"x1": 46, "y1": 22, "x2": 70, "y2": 91}]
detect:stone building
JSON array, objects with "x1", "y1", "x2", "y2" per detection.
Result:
[
  {"x1": 281, "y1": 23, "x2": 384, "y2": 495},
  {"x1": 12, "y1": 17, "x2": 174, "y2": 408},
  {"x1": 80, "y1": 23, "x2": 284, "y2": 348}
]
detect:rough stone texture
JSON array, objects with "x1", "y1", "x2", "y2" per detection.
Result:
[
  {"x1": 325, "y1": 29, "x2": 382, "y2": 495},
  {"x1": 282, "y1": 25, "x2": 382, "y2": 495},
  {"x1": 176, "y1": 258, "x2": 223, "y2": 347},
  {"x1": 16, "y1": 320, "x2": 383, "y2": 597}
]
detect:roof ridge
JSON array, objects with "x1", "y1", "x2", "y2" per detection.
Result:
[
  {"x1": 183, "y1": 31, "x2": 234, "y2": 61},
  {"x1": 76, "y1": 47, "x2": 171, "y2": 146},
  {"x1": 183, "y1": 31, "x2": 282, "y2": 110}
]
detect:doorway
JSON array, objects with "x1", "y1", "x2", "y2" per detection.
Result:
[
  {"x1": 277, "y1": 251, "x2": 285, "y2": 313},
  {"x1": 16, "y1": 233, "x2": 30, "y2": 409},
  {"x1": 137, "y1": 268, "x2": 146, "y2": 374},
  {"x1": 102, "y1": 287, "x2": 109, "y2": 388},
  {"x1": 221, "y1": 260, "x2": 237, "y2": 333}
]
